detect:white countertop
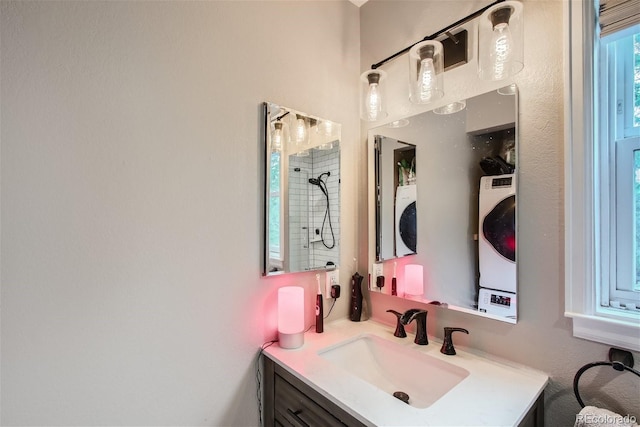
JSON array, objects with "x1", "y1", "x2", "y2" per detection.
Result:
[{"x1": 264, "y1": 318, "x2": 549, "y2": 427}]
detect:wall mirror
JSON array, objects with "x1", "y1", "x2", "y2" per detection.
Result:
[
  {"x1": 263, "y1": 102, "x2": 341, "y2": 276},
  {"x1": 374, "y1": 136, "x2": 417, "y2": 261},
  {"x1": 368, "y1": 85, "x2": 518, "y2": 323}
]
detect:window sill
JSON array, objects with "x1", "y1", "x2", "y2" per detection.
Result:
[{"x1": 565, "y1": 311, "x2": 640, "y2": 351}]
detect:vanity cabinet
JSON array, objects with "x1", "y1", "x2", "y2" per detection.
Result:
[
  {"x1": 262, "y1": 355, "x2": 365, "y2": 427},
  {"x1": 262, "y1": 352, "x2": 544, "y2": 427},
  {"x1": 519, "y1": 393, "x2": 545, "y2": 427}
]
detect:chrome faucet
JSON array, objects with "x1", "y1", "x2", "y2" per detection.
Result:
[{"x1": 400, "y1": 308, "x2": 428, "y2": 345}]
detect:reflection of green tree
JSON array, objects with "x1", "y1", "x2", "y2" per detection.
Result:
[
  {"x1": 636, "y1": 151, "x2": 640, "y2": 287},
  {"x1": 269, "y1": 153, "x2": 280, "y2": 249},
  {"x1": 635, "y1": 34, "x2": 640, "y2": 127},
  {"x1": 635, "y1": 34, "x2": 640, "y2": 288}
]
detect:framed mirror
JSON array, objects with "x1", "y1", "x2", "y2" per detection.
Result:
[
  {"x1": 368, "y1": 85, "x2": 518, "y2": 323},
  {"x1": 374, "y1": 135, "x2": 417, "y2": 261},
  {"x1": 262, "y1": 102, "x2": 341, "y2": 276}
]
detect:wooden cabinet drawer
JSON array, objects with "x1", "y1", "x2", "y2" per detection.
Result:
[
  {"x1": 274, "y1": 374, "x2": 345, "y2": 427},
  {"x1": 262, "y1": 355, "x2": 365, "y2": 427}
]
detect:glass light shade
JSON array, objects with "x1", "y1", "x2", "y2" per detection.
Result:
[
  {"x1": 497, "y1": 83, "x2": 517, "y2": 96},
  {"x1": 317, "y1": 120, "x2": 335, "y2": 138},
  {"x1": 278, "y1": 286, "x2": 305, "y2": 349},
  {"x1": 433, "y1": 100, "x2": 466, "y2": 115},
  {"x1": 386, "y1": 119, "x2": 410, "y2": 128},
  {"x1": 292, "y1": 114, "x2": 310, "y2": 156},
  {"x1": 360, "y1": 69, "x2": 388, "y2": 122},
  {"x1": 409, "y1": 41, "x2": 444, "y2": 104},
  {"x1": 271, "y1": 121, "x2": 284, "y2": 152},
  {"x1": 478, "y1": 1, "x2": 524, "y2": 81},
  {"x1": 405, "y1": 264, "x2": 424, "y2": 297},
  {"x1": 294, "y1": 114, "x2": 309, "y2": 144}
]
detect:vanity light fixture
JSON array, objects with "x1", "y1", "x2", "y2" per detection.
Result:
[
  {"x1": 271, "y1": 121, "x2": 284, "y2": 152},
  {"x1": 293, "y1": 114, "x2": 311, "y2": 157},
  {"x1": 317, "y1": 120, "x2": 334, "y2": 137},
  {"x1": 478, "y1": 1, "x2": 524, "y2": 81},
  {"x1": 360, "y1": 69, "x2": 388, "y2": 122},
  {"x1": 316, "y1": 120, "x2": 335, "y2": 150},
  {"x1": 278, "y1": 286, "x2": 305, "y2": 349},
  {"x1": 409, "y1": 41, "x2": 444, "y2": 104},
  {"x1": 360, "y1": 0, "x2": 523, "y2": 117},
  {"x1": 294, "y1": 114, "x2": 309, "y2": 144},
  {"x1": 433, "y1": 100, "x2": 466, "y2": 115}
]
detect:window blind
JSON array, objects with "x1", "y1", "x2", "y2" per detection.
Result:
[{"x1": 599, "y1": 0, "x2": 640, "y2": 36}]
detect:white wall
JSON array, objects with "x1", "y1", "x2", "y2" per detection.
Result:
[
  {"x1": 0, "y1": 1, "x2": 360, "y2": 425},
  {"x1": 360, "y1": 1, "x2": 639, "y2": 425}
]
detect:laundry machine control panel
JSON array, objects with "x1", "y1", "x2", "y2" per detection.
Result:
[{"x1": 478, "y1": 288, "x2": 517, "y2": 318}]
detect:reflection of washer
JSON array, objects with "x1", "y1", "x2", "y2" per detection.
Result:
[
  {"x1": 395, "y1": 184, "x2": 417, "y2": 256},
  {"x1": 479, "y1": 174, "x2": 516, "y2": 293}
]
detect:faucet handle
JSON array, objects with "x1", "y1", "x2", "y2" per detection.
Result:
[
  {"x1": 440, "y1": 327, "x2": 469, "y2": 356},
  {"x1": 386, "y1": 310, "x2": 407, "y2": 338}
]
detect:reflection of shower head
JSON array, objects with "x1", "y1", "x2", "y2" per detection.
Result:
[
  {"x1": 309, "y1": 172, "x2": 330, "y2": 196},
  {"x1": 307, "y1": 171, "x2": 335, "y2": 249},
  {"x1": 309, "y1": 171, "x2": 330, "y2": 186}
]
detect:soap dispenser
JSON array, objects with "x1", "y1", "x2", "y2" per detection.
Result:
[{"x1": 349, "y1": 272, "x2": 364, "y2": 321}]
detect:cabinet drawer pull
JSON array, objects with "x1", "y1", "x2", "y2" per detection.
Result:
[{"x1": 286, "y1": 408, "x2": 310, "y2": 427}]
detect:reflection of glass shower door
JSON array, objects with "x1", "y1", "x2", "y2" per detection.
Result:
[{"x1": 289, "y1": 167, "x2": 310, "y2": 271}]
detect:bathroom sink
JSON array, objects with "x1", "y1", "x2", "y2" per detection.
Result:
[{"x1": 318, "y1": 334, "x2": 469, "y2": 409}]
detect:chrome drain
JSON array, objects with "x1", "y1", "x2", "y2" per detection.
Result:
[{"x1": 393, "y1": 391, "x2": 409, "y2": 404}]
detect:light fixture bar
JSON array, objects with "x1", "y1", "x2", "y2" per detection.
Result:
[{"x1": 370, "y1": 0, "x2": 505, "y2": 70}]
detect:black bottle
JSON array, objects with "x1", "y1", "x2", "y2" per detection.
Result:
[{"x1": 350, "y1": 272, "x2": 364, "y2": 322}]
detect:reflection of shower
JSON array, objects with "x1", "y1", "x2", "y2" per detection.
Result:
[{"x1": 308, "y1": 171, "x2": 336, "y2": 249}]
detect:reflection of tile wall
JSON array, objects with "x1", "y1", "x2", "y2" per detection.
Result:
[
  {"x1": 309, "y1": 145, "x2": 340, "y2": 270},
  {"x1": 289, "y1": 156, "x2": 312, "y2": 272}
]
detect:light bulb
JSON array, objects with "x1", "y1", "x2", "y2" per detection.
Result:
[
  {"x1": 366, "y1": 82, "x2": 382, "y2": 121},
  {"x1": 272, "y1": 122, "x2": 283, "y2": 152},
  {"x1": 418, "y1": 57, "x2": 436, "y2": 102},
  {"x1": 295, "y1": 115, "x2": 307, "y2": 144},
  {"x1": 361, "y1": 70, "x2": 386, "y2": 122},
  {"x1": 490, "y1": 22, "x2": 513, "y2": 80},
  {"x1": 409, "y1": 42, "x2": 443, "y2": 105}
]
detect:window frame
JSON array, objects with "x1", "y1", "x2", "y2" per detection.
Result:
[
  {"x1": 564, "y1": 0, "x2": 640, "y2": 351},
  {"x1": 599, "y1": 26, "x2": 640, "y2": 305}
]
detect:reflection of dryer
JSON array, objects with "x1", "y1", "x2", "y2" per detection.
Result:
[
  {"x1": 395, "y1": 184, "x2": 417, "y2": 257},
  {"x1": 479, "y1": 174, "x2": 516, "y2": 294}
]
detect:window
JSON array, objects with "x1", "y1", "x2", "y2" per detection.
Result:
[
  {"x1": 599, "y1": 25, "x2": 640, "y2": 311},
  {"x1": 565, "y1": 0, "x2": 640, "y2": 351}
]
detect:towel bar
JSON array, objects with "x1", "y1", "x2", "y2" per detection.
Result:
[{"x1": 573, "y1": 348, "x2": 640, "y2": 408}]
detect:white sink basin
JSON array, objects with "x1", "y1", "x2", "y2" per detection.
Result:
[{"x1": 318, "y1": 333, "x2": 470, "y2": 409}]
